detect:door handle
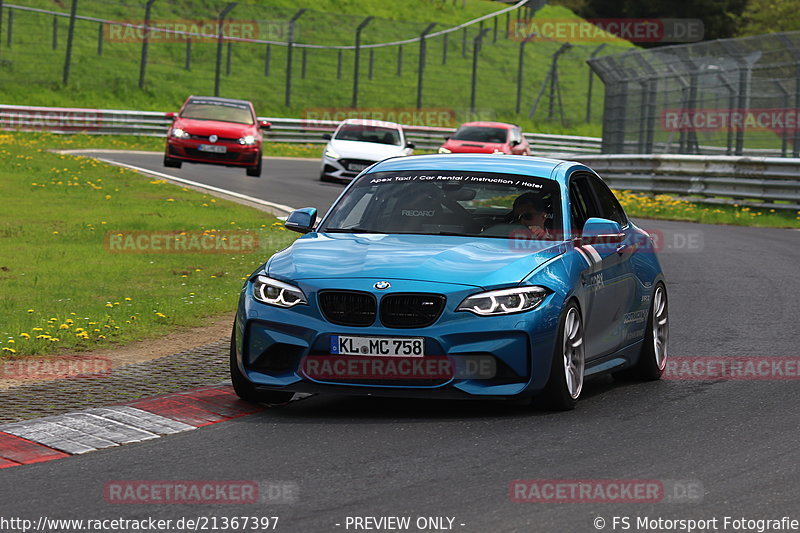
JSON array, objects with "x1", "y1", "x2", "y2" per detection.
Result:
[{"x1": 615, "y1": 244, "x2": 629, "y2": 255}]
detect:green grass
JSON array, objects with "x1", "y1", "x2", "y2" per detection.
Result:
[
  {"x1": 616, "y1": 190, "x2": 800, "y2": 228},
  {"x1": 0, "y1": 132, "x2": 297, "y2": 357},
  {"x1": 0, "y1": 0, "x2": 632, "y2": 136}
]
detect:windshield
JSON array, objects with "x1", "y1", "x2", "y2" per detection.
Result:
[
  {"x1": 334, "y1": 124, "x2": 402, "y2": 145},
  {"x1": 180, "y1": 99, "x2": 254, "y2": 125},
  {"x1": 451, "y1": 126, "x2": 509, "y2": 143},
  {"x1": 321, "y1": 170, "x2": 562, "y2": 240}
]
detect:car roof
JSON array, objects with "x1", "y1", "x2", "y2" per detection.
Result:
[
  {"x1": 456, "y1": 121, "x2": 518, "y2": 129},
  {"x1": 185, "y1": 96, "x2": 253, "y2": 106},
  {"x1": 340, "y1": 118, "x2": 402, "y2": 129},
  {"x1": 368, "y1": 153, "x2": 584, "y2": 181}
]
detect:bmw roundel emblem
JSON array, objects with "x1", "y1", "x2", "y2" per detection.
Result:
[
  {"x1": 209, "y1": 134, "x2": 218, "y2": 143},
  {"x1": 374, "y1": 281, "x2": 391, "y2": 290}
]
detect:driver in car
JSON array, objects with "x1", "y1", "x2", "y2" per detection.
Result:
[{"x1": 507, "y1": 192, "x2": 550, "y2": 239}]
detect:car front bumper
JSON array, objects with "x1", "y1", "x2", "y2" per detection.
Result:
[
  {"x1": 320, "y1": 155, "x2": 377, "y2": 181},
  {"x1": 233, "y1": 277, "x2": 563, "y2": 398},
  {"x1": 166, "y1": 138, "x2": 261, "y2": 167}
]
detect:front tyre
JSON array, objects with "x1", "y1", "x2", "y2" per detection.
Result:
[
  {"x1": 539, "y1": 302, "x2": 585, "y2": 410},
  {"x1": 164, "y1": 155, "x2": 182, "y2": 168},
  {"x1": 230, "y1": 326, "x2": 294, "y2": 404},
  {"x1": 246, "y1": 153, "x2": 263, "y2": 177}
]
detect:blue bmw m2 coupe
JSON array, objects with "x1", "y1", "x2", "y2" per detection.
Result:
[{"x1": 231, "y1": 154, "x2": 668, "y2": 410}]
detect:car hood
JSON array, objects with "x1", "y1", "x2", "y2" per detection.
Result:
[
  {"x1": 174, "y1": 118, "x2": 255, "y2": 137},
  {"x1": 268, "y1": 233, "x2": 564, "y2": 288},
  {"x1": 329, "y1": 139, "x2": 408, "y2": 161},
  {"x1": 443, "y1": 140, "x2": 507, "y2": 154}
]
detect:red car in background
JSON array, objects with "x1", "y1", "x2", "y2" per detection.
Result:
[
  {"x1": 164, "y1": 96, "x2": 271, "y2": 177},
  {"x1": 438, "y1": 121, "x2": 530, "y2": 156}
]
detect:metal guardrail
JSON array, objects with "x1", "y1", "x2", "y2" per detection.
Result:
[
  {"x1": 6, "y1": 105, "x2": 795, "y2": 210},
  {"x1": 576, "y1": 154, "x2": 800, "y2": 211},
  {"x1": 0, "y1": 104, "x2": 602, "y2": 155}
]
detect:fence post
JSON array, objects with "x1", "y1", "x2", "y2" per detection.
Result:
[
  {"x1": 62, "y1": 0, "x2": 78, "y2": 85},
  {"x1": 284, "y1": 8, "x2": 306, "y2": 108},
  {"x1": 264, "y1": 43, "x2": 270, "y2": 76},
  {"x1": 368, "y1": 48, "x2": 374, "y2": 80},
  {"x1": 214, "y1": 2, "x2": 237, "y2": 97},
  {"x1": 470, "y1": 27, "x2": 490, "y2": 113},
  {"x1": 52, "y1": 16, "x2": 58, "y2": 50},
  {"x1": 493, "y1": 15, "x2": 497, "y2": 43},
  {"x1": 416, "y1": 23, "x2": 436, "y2": 109},
  {"x1": 396, "y1": 44, "x2": 402, "y2": 76},
  {"x1": 442, "y1": 32, "x2": 447, "y2": 65},
  {"x1": 585, "y1": 43, "x2": 606, "y2": 123},
  {"x1": 515, "y1": 38, "x2": 527, "y2": 114},
  {"x1": 226, "y1": 41, "x2": 232, "y2": 76},
  {"x1": 352, "y1": 16, "x2": 373, "y2": 108},
  {"x1": 97, "y1": 23, "x2": 103, "y2": 56},
  {"x1": 185, "y1": 38, "x2": 191, "y2": 70},
  {"x1": 461, "y1": 27, "x2": 466, "y2": 58},
  {"x1": 0, "y1": 1, "x2": 4, "y2": 55},
  {"x1": 6, "y1": 7, "x2": 11, "y2": 48},
  {"x1": 301, "y1": 48, "x2": 307, "y2": 79},
  {"x1": 337, "y1": 49, "x2": 342, "y2": 79},
  {"x1": 138, "y1": 0, "x2": 156, "y2": 89}
]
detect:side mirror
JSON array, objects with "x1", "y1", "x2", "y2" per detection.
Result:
[
  {"x1": 510, "y1": 139, "x2": 521, "y2": 147},
  {"x1": 166, "y1": 112, "x2": 176, "y2": 120},
  {"x1": 405, "y1": 142, "x2": 415, "y2": 149},
  {"x1": 576, "y1": 217, "x2": 624, "y2": 248},
  {"x1": 285, "y1": 207, "x2": 317, "y2": 234},
  {"x1": 322, "y1": 133, "x2": 332, "y2": 140},
  {"x1": 444, "y1": 136, "x2": 450, "y2": 141},
  {"x1": 259, "y1": 120, "x2": 272, "y2": 130}
]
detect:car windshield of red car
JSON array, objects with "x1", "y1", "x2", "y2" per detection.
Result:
[
  {"x1": 180, "y1": 100, "x2": 254, "y2": 125},
  {"x1": 451, "y1": 126, "x2": 508, "y2": 144},
  {"x1": 335, "y1": 125, "x2": 401, "y2": 146}
]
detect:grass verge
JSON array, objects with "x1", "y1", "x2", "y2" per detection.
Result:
[
  {"x1": 0, "y1": 133, "x2": 297, "y2": 357},
  {"x1": 616, "y1": 190, "x2": 800, "y2": 228}
]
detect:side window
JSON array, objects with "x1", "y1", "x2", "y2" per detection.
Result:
[
  {"x1": 568, "y1": 176, "x2": 600, "y2": 235},
  {"x1": 587, "y1": 174, "x2": 627, "y2": 226}
]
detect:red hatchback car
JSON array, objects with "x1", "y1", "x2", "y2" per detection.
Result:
[
  {"x1": 438, "y1": 121, "x2": 530, "y2": 156},
  {"x1": 164, "y1": 96, "x2": 271, "y2": 177}
]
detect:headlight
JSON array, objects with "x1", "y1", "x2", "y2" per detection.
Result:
[
  {"x1": 171, "y1": 128, "x2": 189, "y2": 139},
  {"x1": 456, "y1": 286, "x2": 549, "y2": 316},
  {"x1": 438, "y1": 147, "x2": 452, "y2": 154},
  {"x1": 324, "y1": 146, "x2": 341, "y2": 159},
  {"x1": 239, "y1": 135, "x2": 256, "y2": 145},
  {"x1": 252, "y1": 275, "x2": 307, "y2": 308},
  {"x1": 492, "y1": 149, "x2": 505, "y2": 154}
]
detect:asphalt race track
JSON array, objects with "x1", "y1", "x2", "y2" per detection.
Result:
[{"x1": 0, "y1": 152, "x2": 797, "y2": 532}]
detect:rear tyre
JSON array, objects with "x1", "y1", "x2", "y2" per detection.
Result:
[
  {"x1": 539, "y1": 302, "x2": 585, "y2": 411},
  {"x1": 230, "y1": 325, "x2": 294, "y2": 404},
  {"x1": 246, "y1": 153, "x2": 262, "y2": 177},
  {"x1": 617, "y1": 283, "x2": 668, "y2": 381},
  {"x1": 163, "y1": 155, "x2": 182, "y2": 168},
  {"x1": 319, "y1": 171, "x2": 330, "y2": 182}
]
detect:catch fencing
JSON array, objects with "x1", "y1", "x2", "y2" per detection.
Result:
[
  {"x1": 0, "y1": 0, "x2": 627, "y2": 127},
  {"x1": 589, "y1": 31, "x2": 800, "y2": 158}
]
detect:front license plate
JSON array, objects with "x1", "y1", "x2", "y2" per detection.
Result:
[
  {"x1": 347, "y1": 163, "x2": 369, "y2": 172},
  {"x1": 330, "y1": 335, "x2": 424, "y2": 357},
  {"x1": 199, "y1": 144, "x2": 227, "y2": 153}
]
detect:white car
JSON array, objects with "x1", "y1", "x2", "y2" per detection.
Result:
[{"x1": 320, "y1": 119, "x2": 414, "y2": 182}]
